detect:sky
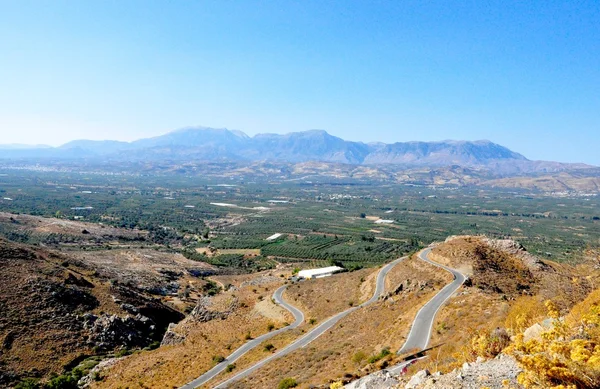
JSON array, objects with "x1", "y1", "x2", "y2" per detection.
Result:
[{"x1": 0, "y1": 1, "x2": 599, "y2": 164}]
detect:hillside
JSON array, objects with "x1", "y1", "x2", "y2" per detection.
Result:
[{"x1": 0, "y1": 239, "x2": 186, "y2": 387}]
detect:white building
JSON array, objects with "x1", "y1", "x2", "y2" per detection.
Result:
[{"x1": 297, "y1": 266, "x2": 344, "y2": 280}]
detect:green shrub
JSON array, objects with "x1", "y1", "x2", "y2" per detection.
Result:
[
  {"x1": 264, "y1": 343, "x2": 275, "y2": 352},
  {"x1": 14, "y1": 378, "x2": 40, "y2": 389},
  {"x1": 367, "y1": 347, "x2": 391, "y2": 364},
  {"x1": 212, "y1": 355, "x2": 225, "y2": 364},
  {"x1": 45, "y1": 374, "x2": 78, "y2": 389},
  {"x1": 278, "y1": 377, "x2": 298, "y2": 389},
  {"x1": 225, "y1": 364, "x2": 236, "y2": 373},
  {"x1": 115, "y1": 348, "x2": 131, "y2": 357}
]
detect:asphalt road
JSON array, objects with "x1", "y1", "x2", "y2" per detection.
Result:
[
  {"x1": 210, "y1": 256, "x2": 407, "y2": 388},
  {"x1": 397, "y1": 247, "x2": 466, "y2": 354},
  {"x1": 179, "y1": 284, "x2": 304, "y2": 389}
]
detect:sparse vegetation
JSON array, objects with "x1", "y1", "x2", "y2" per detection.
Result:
[
  {"x1": 1, "y1": 167, "x2": 600, "y2": 388},
  {"x1": 212, "y1": 355, "x2": 225, "y2": 364},
  {"x1": 367, "y1": 347, "x2": 391, "y2": 364},
  {"x1": 352, "y1": 350, "x2": 367, "y2": 365},
  {"x1": 277, "y1": 377, "x2": 298, "y2": 389},
  {"x1": 225, "y1": 363, "x2": 236, "y2": 373},
  {"x1": 264, "y1": 343, "x2": 275, "y2": 352},
  {"x1": 507, "y1": 297, "x2": 600, "y2": 388}
]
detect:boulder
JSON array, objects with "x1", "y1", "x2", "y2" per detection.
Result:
[{"x1": 405, "y1": 369, "x2": 430, "y2": 389}]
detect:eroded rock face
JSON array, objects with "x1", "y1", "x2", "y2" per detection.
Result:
[
  {"x1": 82, "y1": 313, "x2": 156, "y2": 350},
  {"x1": 189, "y1": 296, "x2": 238, "y2": 322},
  {"x1": 382, "y1": 279, "x2": 431, "y2": 300},
  {"x1": 482, "y1": 238, "x2": 550, "y2": 272},
  {"x1": 160, "y1": 323, "x2": 186, "y2": 346}
]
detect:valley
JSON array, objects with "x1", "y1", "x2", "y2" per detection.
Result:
[{"x1": 0, "y1": 163, "x2": 599, "y2": 389}]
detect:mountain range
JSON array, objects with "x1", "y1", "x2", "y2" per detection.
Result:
[{"x1": 0, "y1": 127, "x2": 593, "y2": 175}]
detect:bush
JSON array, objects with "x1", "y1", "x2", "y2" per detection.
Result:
[
  {"x1": 278, "y1": 378, "x2": 298, "y2": 389},
  {"x1": 330, "y1": 382, "x2": 344, "y2": 389},
  {"x1": 309, "y1": 318, "x2": 317, "y2": 325},
  {"x1": 225, "y1": 364, "x2": 236, "y2": 373},
  {"x1": 352, "y1": 350, "x2": 366, "y2": 365},
  {"x1": 507, "y1": 297, "x2": 600, "y2": 388},
  {"x1": 14, "y1": 378, "x2": 40, "y2": 389},
  {"x1": 504, "y1": 296, "x2": 547, "y2": 334},
  {"x1": 115, "y1": 348, "x2": 131, "y2": 357},
  {"x1": 264, "y1": 343, "x2": 275, "y2": 352},
  {"x1": 469, "y1": 328, "x2": 510, "y2": 359},
  {"x1": 267, "y1": 323, "x2": 275, "y2": 331},
  {"x1": 202, "y1": 280, "x2": 222, "y2": 296},
  {"x1": 212, "y1": 355, "x2": 225, "y2": 364},
  {"x1": 367, "y1": 347, "x2": 391, "y2": 364},
  {"x1": 45, "y1": 374, "x2": 78, "y2": 389}
]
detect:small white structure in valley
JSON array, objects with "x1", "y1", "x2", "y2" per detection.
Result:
[
  {"x1": 297, "y1": 266, "x2": 344, "y2": 280},
  {"x1": 374, "y1": 219, "x2": 394, "y2": 224},
  {"x1": 266, "y1": 233, "x2": 283, "y2": 241}
]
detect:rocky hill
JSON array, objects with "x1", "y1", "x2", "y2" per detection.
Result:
[{"x1": 0, "y1": 234, "x2": 201, "y2": 387}]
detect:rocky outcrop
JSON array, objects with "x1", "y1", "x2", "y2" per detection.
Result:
[
  {"x1": 382, "y1": 279, "x2": 431, "y2": 300},
  {"x1": 240, "y1": 274, "x2": 281, "y2": 287},
  {"x1": 78, "y1": 357, "x2": 124, "y2": 388},
  {"x1": 161, "y1": 323, "x2": 186, "y2": 346},
  {"x1": 190, "y1": 296, "x2": 238, "y2": 322},
  {"x1": 344, "y1": 370, "x2": 399, "y2": 389},
  {"x1": 344, "y1": 354, "x2": 523, "y2": 389},
  {"x1": 82, "y1": 313, "x2": 156, "y2": 350},
  {"x1": 482, "y1": 238, "x2": 550, "y2": 272},
  {"x1": 404, "y1": 355, "x2": 522, "y2": 388}
]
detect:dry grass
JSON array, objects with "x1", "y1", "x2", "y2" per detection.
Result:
[
  {"x1": 0, "y1": 211, "x2": 147, "y2": 241},
  {"x1": 220, "y1": 257, "x2": 450, "y2": 389},
  {"x1": 412, "y1": 237, "x2": 599, "y2": 376},
  {"x1": 92, "y1": 271, "x2": 290, "y2": 389},
  {"x1": 283, "y1": 268, "x2": 377, "y2": 322},
  {"x1": 0, "y1": 239, "x2": 183, "y2": 385}
]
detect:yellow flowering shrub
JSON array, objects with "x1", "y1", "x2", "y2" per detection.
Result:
[
  {"x1": 506, "y1": 295, "x2": 600, "y2": 389},
  {"x1": 504, "y1": 296, "x2": 547, "y2": 334}
]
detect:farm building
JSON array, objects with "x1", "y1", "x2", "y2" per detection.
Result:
[{"x1": 297, "y1": 266, "x2": 344, "y2": 280}]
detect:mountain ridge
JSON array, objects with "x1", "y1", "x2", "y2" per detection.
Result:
[{"x1": 0, "y1": 127, "x2": 594, "y2": 174}]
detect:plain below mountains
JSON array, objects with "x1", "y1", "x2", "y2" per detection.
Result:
[{"x1": 0, "y1": 127, "x2": 593, "y2": 175}]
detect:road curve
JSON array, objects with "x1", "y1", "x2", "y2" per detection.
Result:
[
  {"x1": 397, "y1": 247, "x2": 466, "y2": 354},
  {"x1": 211, "y1": 256, "x2": 407, "y2": 388},
  {"x1": 179, "y1": 285, "x2": 304, "y2": 389}
]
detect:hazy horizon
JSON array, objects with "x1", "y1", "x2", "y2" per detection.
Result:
[{"x1": 1, "y1": 1, "x2": 598, "y2": 164}]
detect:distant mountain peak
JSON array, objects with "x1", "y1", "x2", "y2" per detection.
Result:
[{"x1": 2, "y1": 126, "x2": 578, "y2": 175}]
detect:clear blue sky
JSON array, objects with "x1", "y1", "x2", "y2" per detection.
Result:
[{"x1": 1, "y1": 1, "x2": 599, "y2": 164}]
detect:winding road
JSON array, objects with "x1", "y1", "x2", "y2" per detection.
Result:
[
  {"x1": 387, "y1": 247, "x2": 466, "y2": 375},
  {"x1": 183, "y1": 256, "x2": 406, "y2": 389},
  {"x1": 179, "y1": 285, "x2": 304, "y2": 389},
  {"x1": 182, "y1": 248, "x2": 463, "y2": 388}
]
